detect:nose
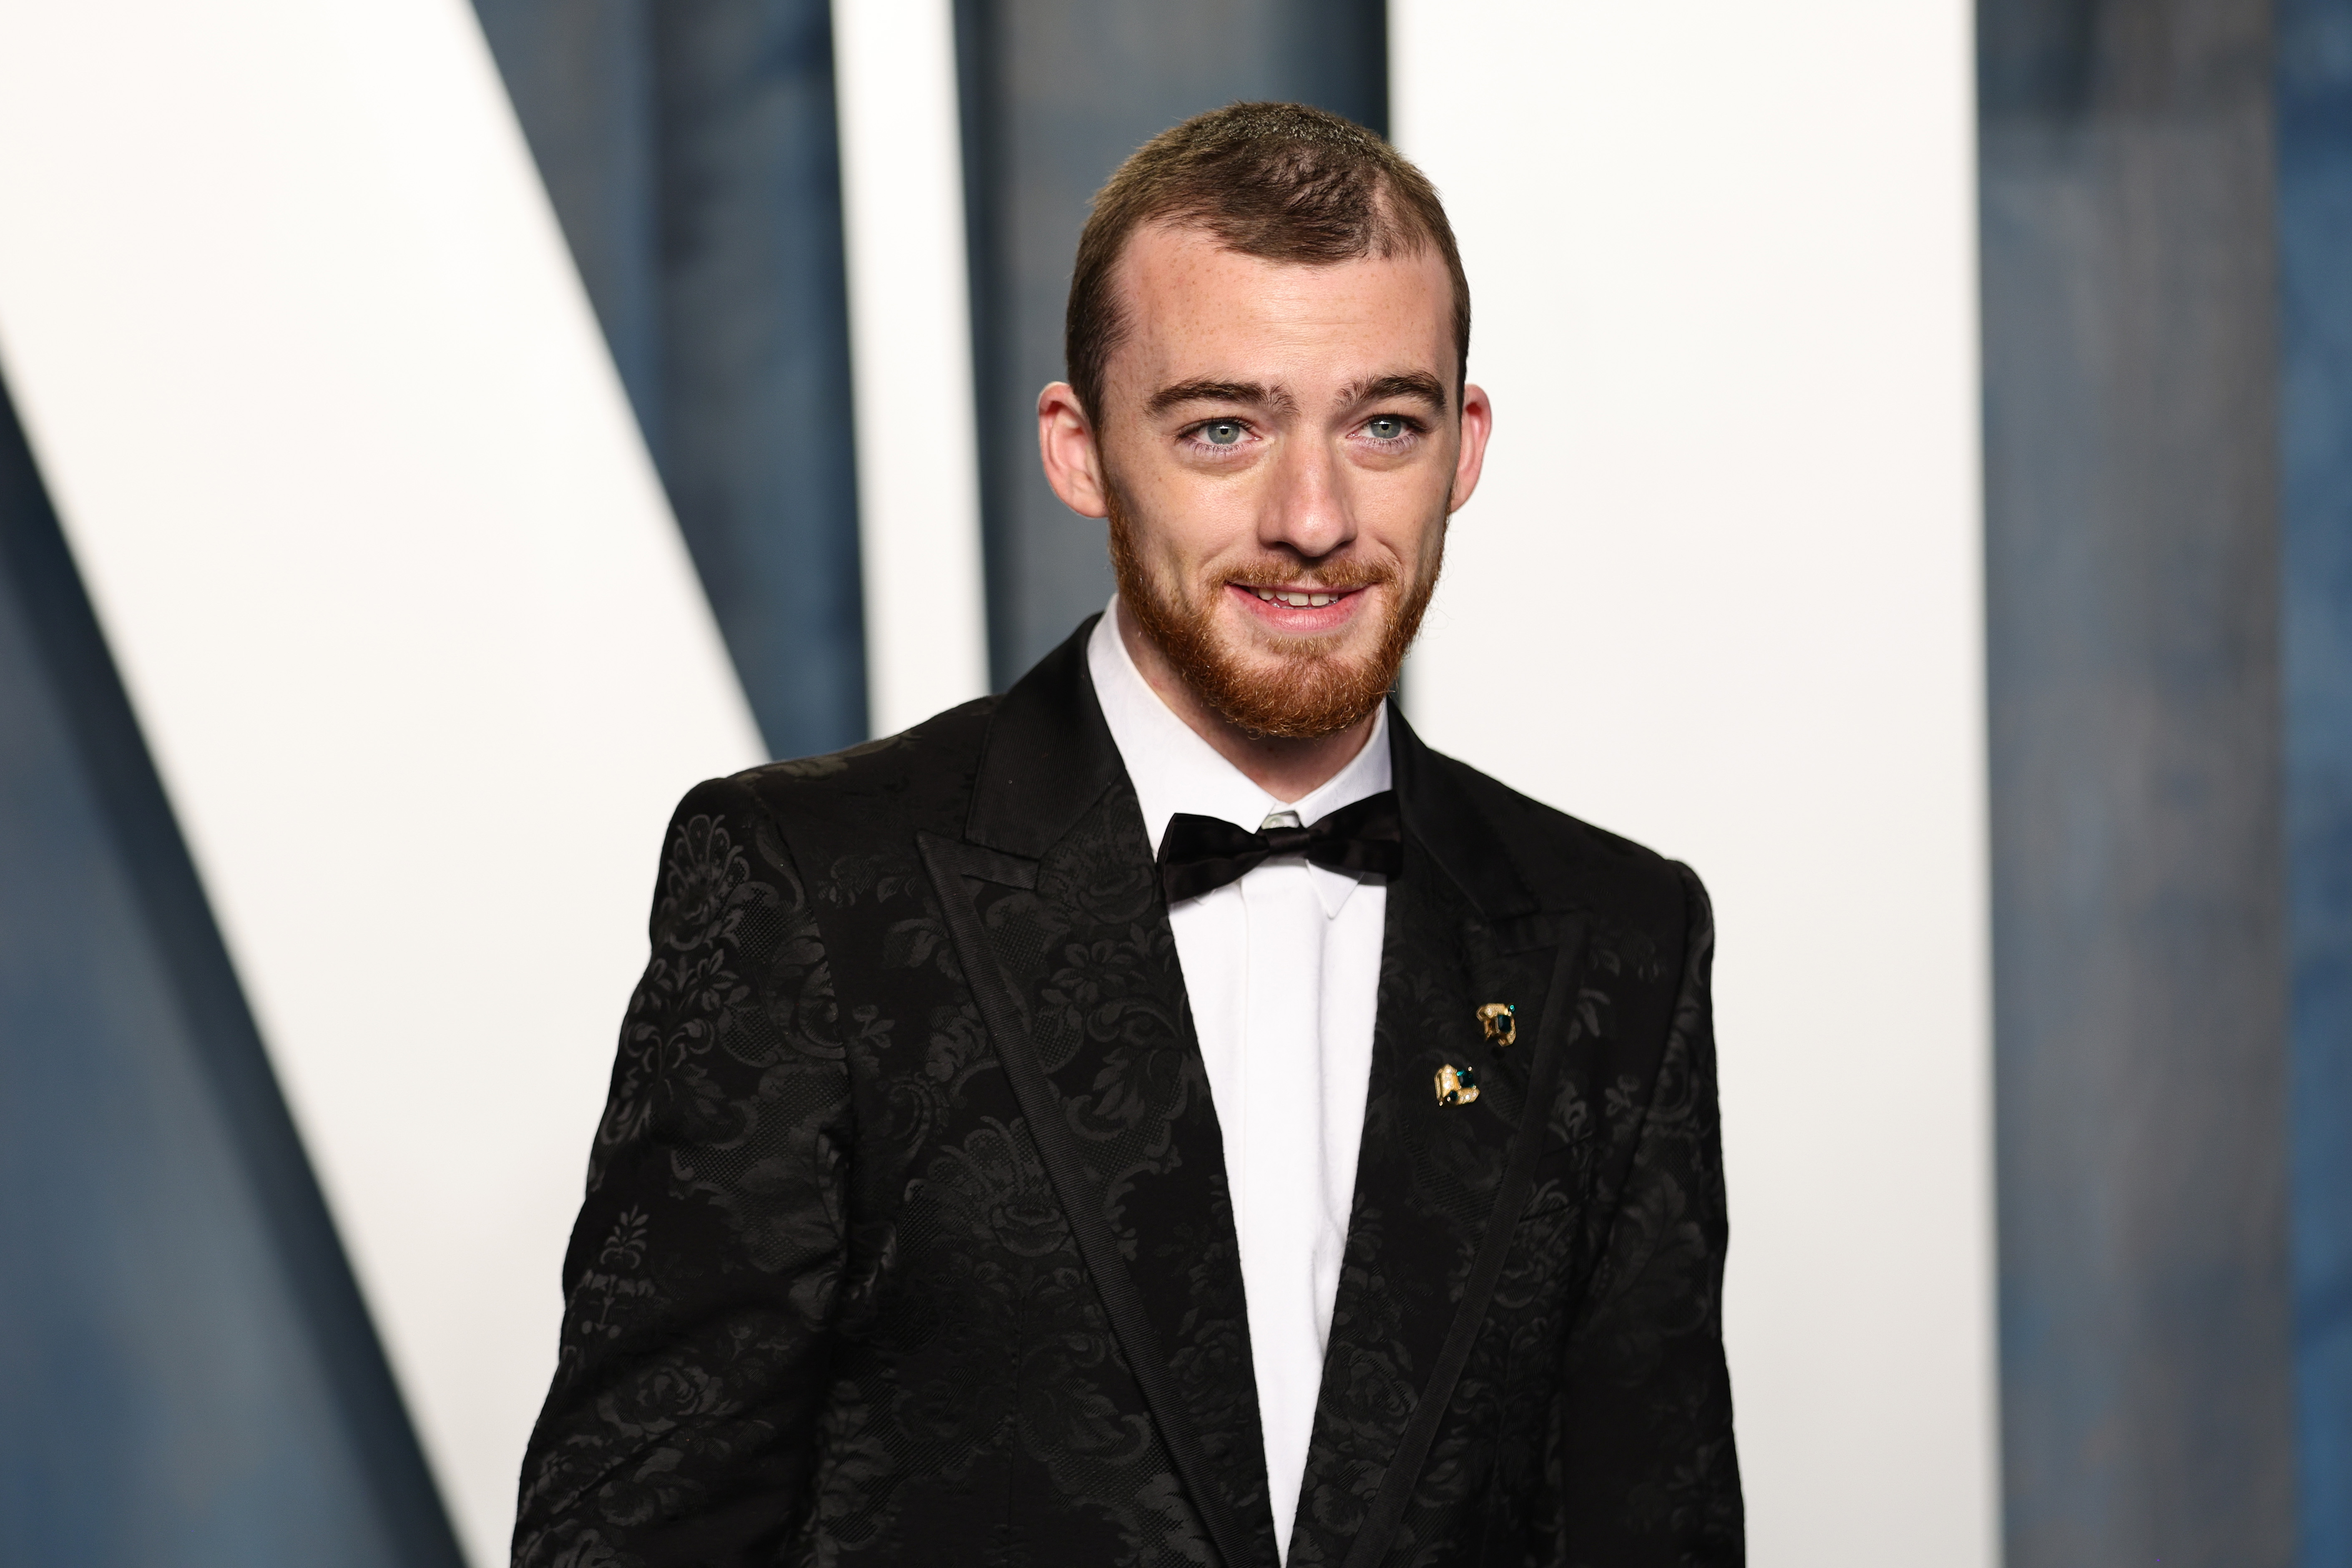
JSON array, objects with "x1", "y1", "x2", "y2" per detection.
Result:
[{"x1": 1258, "y1": 430, "x2": 1355, "y2": 562}]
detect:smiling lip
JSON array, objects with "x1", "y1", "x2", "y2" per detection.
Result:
[
  {"x1": 1227, "y1": 581, "x2": 1372, "y2": 628},
  {"x1": 1243, "y1": 585, "x2": 1358, "y2": 609}
]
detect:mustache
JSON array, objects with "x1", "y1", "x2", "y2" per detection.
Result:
[{"x1": 1217, "y1": 559, "x2": 1397, "y2": 592}]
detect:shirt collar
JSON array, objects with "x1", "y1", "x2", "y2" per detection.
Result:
[{"x1": 1088, "y1": 598, "x2": 1392, "y2": 915}]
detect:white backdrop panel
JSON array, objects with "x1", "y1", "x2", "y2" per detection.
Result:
[
  {"x1": 0, "y1": 3, "x2": 766, "y2": 1562},
  {"x1": 1392, "y1": 4, "x2": 1998, "y2": 1563},
  {"x1": 833, "y1": 0, "x2": 993, "y2": 736}
]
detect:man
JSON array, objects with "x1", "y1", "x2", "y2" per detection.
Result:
[{"x1": 516, "y1": 102, "x2": 1740, "y2": 1567}]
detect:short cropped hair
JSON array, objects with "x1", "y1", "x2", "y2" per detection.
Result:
[{"x1": 1065, "y1": 101, "x2": 1471, "y2": 425}]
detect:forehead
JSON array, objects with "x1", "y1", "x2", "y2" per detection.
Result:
[{"x1": 1107, "y1": 224, "x2": 1455, "y2": 397}]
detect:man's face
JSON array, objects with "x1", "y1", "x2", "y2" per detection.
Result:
[{"x1": 1042, "y1": 223, "x2": 1490, "y2": 739}]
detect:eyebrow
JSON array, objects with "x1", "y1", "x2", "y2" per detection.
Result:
[
  {"x1": 1146, "y1": 378, "x2": 1296, "y2": 417},
  {"x1": 1146, "y1": 372, "x2": 1448, "y2": 419},
  {"x1": 1341, "y1": 372, "x2": 1449, "y2": 413}
]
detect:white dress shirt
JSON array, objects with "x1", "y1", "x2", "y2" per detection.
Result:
[{"x1": 1086, "y1": 601, "x2": 1388, "y2": 1562}]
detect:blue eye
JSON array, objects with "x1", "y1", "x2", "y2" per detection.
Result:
[
  {"x1": 1202, "y1": 420, "x2": 1244, "y2": 446},
  {"x1": 1366, "y1": 416, "x2": 1405, "y2": 441}
]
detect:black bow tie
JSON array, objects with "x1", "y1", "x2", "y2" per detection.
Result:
[{"x1": 1156, "y1": 790, "x2": 1404, "y2": 904}]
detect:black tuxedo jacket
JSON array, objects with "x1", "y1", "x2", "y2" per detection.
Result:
[{"x1": 515, "y1": 621, "x2": 1741, "y2": 1568}]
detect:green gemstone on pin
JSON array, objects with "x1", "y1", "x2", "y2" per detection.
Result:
[{"x1": 1434, "y1": 1062, "x2": 1481, "y2": 1107}]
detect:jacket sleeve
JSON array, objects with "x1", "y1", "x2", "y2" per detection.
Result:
[
  {"x1": 1556, "y1": 863, "x2": 1744, "y2": 1565},
  {"x1": 514, "y1": 776, "x2": 853, "y2": 1568}
]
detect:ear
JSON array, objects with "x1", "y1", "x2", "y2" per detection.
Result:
[
  {"x1": 1448, "y1": 382, "x2": 1493, "y2": 514},
  {"x1": 1038, "y1": 381, "x2": 1110, "y2": 518}
]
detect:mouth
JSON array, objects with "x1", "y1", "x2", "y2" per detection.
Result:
[{"x1": 1227, "y1": 580, "x2": 1376, "y2": 633}]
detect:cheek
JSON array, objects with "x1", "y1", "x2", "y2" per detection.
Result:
[
  {"x1": 1348, "y1": 467, "x2": 1452, "y2": 565},
  {"x1": 1129, "y1": 484, "x2": 1265, "y2": 573}
]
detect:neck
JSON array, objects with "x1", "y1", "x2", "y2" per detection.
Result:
[{"x1": 1116, "y1": 600, "x2": 1380, "y2": 804}]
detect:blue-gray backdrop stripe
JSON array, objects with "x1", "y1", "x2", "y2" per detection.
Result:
[
  {"x1": 2279, "y1": 0, "x2": 2352, "y2": 1558},
  {"x1": 476, "y1": 0, "x2": 868, "y2": 760},
  {"x1": 0, "y1": 371, "x2": 464, "y2": 1566},
  {"x1": 1978, "y1": 0, "x2": 2300, "y2": 1563}
]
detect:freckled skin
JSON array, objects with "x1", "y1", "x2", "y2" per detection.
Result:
[{"x1": 1038, "y1": 224, "x2": 1493, "y2": 803}]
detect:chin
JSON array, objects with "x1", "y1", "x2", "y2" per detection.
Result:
[{"x1": 1222, "y1": 611, "x2": 1364, "y2": 656}]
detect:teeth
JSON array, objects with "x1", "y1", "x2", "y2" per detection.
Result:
[{"x1": 1251, "y1": 588, "x2": 1339, "y2": 608}]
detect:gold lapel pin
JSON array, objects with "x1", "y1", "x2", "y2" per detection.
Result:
[
  {"x1": 1476, "y1": 1003, "x2": 1516, "y2": 1049},
  {"x1": 1434, "y1": 1062, "x2": 1480, "y2": 1107}
]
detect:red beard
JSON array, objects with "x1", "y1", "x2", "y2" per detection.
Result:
[{"x1": 1106, "y1": 487, "x2": 1442, "y2": 740}]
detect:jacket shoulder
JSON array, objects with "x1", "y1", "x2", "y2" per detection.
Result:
[
  {"x1": 716, "y1": 696, "x2": 996, "y2": 832},
  {"x1": 1424, "y1": 746, "x2": 1695, "y2": 941}
]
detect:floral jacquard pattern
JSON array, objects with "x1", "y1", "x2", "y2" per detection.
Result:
[
  {"x1": 515, "y1": 631, "x2": 1738, "y2": 1568},
  {"x1": 515, "y1": 780, "x2": 852, "y2": 1568}
]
